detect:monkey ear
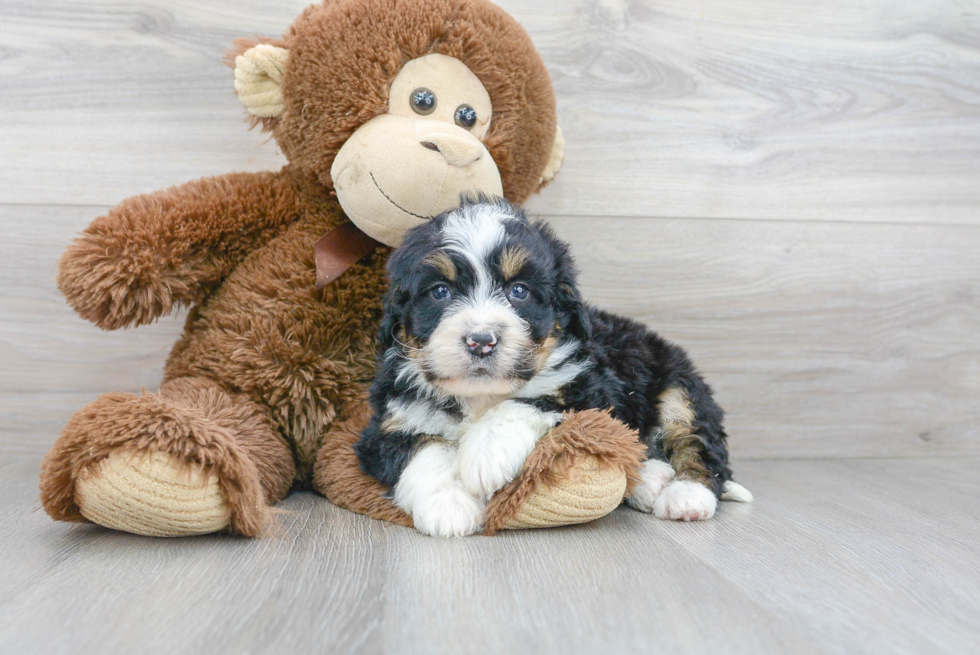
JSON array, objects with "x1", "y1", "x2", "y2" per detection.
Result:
[
  {"x1": 539, "y1": 126, "x2": 565, "y2": 186},
  {"x1": 233, "y1": 44, "x2": 289, "y2": 118}
]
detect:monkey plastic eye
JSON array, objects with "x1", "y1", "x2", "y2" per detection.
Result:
[
  {"x1": 411, "y1": 88, "x2": 437, "y2": 115},
  {"x1": 431, "y1": 284, "x2": 451, "y2": 300},
  {"x1": 454, "y1": 104, "x2": 477, "y2": 129},
  {"x1": 509, "y1": 284, "x2": 528, "y2": 300}
]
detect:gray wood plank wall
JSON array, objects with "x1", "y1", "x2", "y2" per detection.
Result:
[{"x1": 2, "y1": 0, "x2": 978, "y2": 459}]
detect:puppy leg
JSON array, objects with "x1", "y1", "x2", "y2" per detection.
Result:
[
  {"x1": 652, "y1": 388, "x2": 719, "y2": 521},
  {"x1": 626, "y1": 458, "x2": 676, "y2": 513},
  {"x1": 655, "y1": 479, "x2": 718, "y2": 521},
  {"x1": 393, "y1": 441, "x2": 483, "y2": 537},
  {"x1": 458, "y1": 400, "x2": 561, "y2": 502},
  {"x1": 721, "y1": 481, "x2": 754, "y2": 503}
]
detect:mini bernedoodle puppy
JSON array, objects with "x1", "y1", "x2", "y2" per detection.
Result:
[{"x1": 356, "y1": 198, "x2": 752, "y2": 537}]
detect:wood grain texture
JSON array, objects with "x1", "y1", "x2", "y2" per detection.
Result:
[
  {"x1": 2, "y1": 456, "x2": 978, "y2": 654},
  {"x1": 549, "y1": 216, "x2": 980, "y2": 459},
  {"x1": 2, "y1": 0, "x2": 979, "y2": 224},
  {"x1": 524, "y1": 0, "x2": 980, "y2": 224},
  {"x1": 4, "y1": 205, "x2": 977, "y2": 459}
]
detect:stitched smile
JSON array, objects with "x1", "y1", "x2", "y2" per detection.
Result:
[{"x1": 370, "y1": 171, "x2": 429, "y2": 220}]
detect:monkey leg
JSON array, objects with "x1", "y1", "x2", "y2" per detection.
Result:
[
  {"x1": 313, "y1": 397, "x2": 644, "y2": 535},
  {"x1": 481, "y1": 409, "x2": 646, "y2": 534},
  {"x1": 313, "y1": 396, "x2": 414, "y2": 528},
  {"x1": 40, "y1": 377, "x2": 295, "y2": 537}
]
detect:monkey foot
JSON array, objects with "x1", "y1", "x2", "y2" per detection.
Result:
[
  {"x1": 75, "y1": 450, "x2": 231, "y2": 537},
  {"x1": 500, "y1": 455, "x2": 627, "y2": 530},
  {"x1": 482, "y1": 409, "x2": 647, "y2": 534}
]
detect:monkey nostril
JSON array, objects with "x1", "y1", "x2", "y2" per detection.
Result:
[{"x1": 418, "y1": 134, "x2": 482, "y2": 167}]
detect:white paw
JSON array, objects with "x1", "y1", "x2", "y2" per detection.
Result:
[
  {"x1": 458, "y1": 436, "x2": 530, "y2": 502},
  {"x1": 393, "y1": 441, "x2": 484, "y2": 537},
  {"x1": 654, "y1": 480, "x2": 717, "y2": 521},
  {"x1": 458, "y1": 401, "x2": 560, "y2": 502},
  {"x1": 721, "y1": 480, "x2": 754, "y2": 503},
  {"x1": 411, "y1": 482, "x2": 485, "y2": 538},
  {"x1": 627, "y1": 459, "x2": 676, "y2": 513}
]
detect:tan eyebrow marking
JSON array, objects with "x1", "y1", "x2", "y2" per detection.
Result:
[
  {"x1": 499, "y1": 245, "x2": 529, "y2": 280},
  {"x1": 424, "y1": 251, "x2": 457, "y2": 281}
]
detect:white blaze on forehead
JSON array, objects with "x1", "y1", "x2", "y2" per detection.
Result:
[{"x1": 441, "y1": 203, "x2": 517, "y2": 296}]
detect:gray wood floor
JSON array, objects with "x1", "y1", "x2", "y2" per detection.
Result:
[
  {"x1": 3, "y1": 0, "x2": 980, "y2": 653},
  {"x1": 2, "y1": 456, "x2": 978, "y2": 655}
]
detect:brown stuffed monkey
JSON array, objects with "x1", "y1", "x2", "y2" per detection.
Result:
[{"x1": 39, "y1": 0, "x2": 644, "y2": 538}]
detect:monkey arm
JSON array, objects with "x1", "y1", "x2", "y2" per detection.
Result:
[{"x1": 58, "y1": 170, "x2": 306, "y2": 330}]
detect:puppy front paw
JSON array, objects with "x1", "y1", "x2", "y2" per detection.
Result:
[
  {"x1": 458, "y1": 401, "x2": 561, "y2": 501},
  {"x1": 411, "y1": 483, "x2": 485, "y2": 537},
  {"x1": 627, "y1": 459, "x2": 676, "y2": 513},
  {"x1": 458, "y1": 438, "x2": 527, "y2": 502},
  {"x1": 653, "y1": 480, "x2": 717, "y2": 521}
]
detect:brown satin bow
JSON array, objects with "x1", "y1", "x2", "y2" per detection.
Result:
[{"x1": 313, "y1": 221, "x2": 381, "y2": 289}]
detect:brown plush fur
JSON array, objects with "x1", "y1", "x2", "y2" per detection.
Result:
[
  {"x1": 56, "y1": 171, "x2": 310, "y2": 330},
  {"x1": 313, "y1": 395, "x2": 415, "y2": 528},
  {"x1": 40, "y1": 0, "x2": 642, "y2": 536}
]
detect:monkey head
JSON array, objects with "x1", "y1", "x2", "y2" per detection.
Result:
[{"x1": 230, "y1": 0, "x2": 565, "y2": 246}]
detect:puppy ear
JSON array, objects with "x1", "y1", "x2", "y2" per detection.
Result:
[
  {"x1": 380, "y1": 219, "x2": 444, "y2": 350},
  {"x1": 378, "y1": 283, "x2": 409, "y2": 352},
  {"x1": 535, "y1": 220, "x2": 592, "y2": 341},
  {"x1": 379, "y1": 246, "x2": 417, "y2": 351},
  {"x1": 557, "y1": 280, "x2": 592, "y2": 342},
  {"x1": 380, "y1": 225, "x2": 433, "y2": 350}
]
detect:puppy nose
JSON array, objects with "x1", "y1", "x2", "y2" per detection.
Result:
[
  {"x1": 465, "y1": 332, "x2": 497, "y2": 358},
  {"x1": 415, "y1": 121, "x2": 484, "y2": 168}
]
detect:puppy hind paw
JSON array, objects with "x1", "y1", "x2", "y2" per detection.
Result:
[
  {"x1": 721, "y1": 481, "x2": 754, "y2": 503},
  {"x1": 412, "y1": 484, "x2": 485, "y2": 538},
  {"x1": 653, "y1": 480, "x2": 717, "y2": 521},
  {"x1": 626, "y1": 459, "x2": 676, "y2": 513}
]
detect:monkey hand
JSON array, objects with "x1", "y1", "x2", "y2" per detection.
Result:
[
  {"x1": 57, "y1": 208, "x2": 194, "y2": 330},
  {"x1": 58, "y1": 172, "x2": 299, "y2": 330}
]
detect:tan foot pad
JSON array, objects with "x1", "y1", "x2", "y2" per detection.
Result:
[
  {"x1": 503, "y1": 455, "x2": 627, "y2": 530},
  {"x1": 76, "y1": 450, "x2": 231, "y2": 537}
]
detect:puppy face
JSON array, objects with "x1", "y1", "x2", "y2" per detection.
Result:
[{"x1": 381, "y1": 197, "x2": 589, "y2": 398}]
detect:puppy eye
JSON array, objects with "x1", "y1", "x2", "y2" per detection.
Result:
[
  {"x1": 454, "y1": 104, "x2": 477, "y2": 129},
  {"x1": 431, "y1": 284, "x2": 451, "y2": 300},
  {"x1": 411, "y1": 88, "x2": 437, "y2": 115},
  {"x1": 509, "y1": 284, "x2": 529, "y2": 300}
]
